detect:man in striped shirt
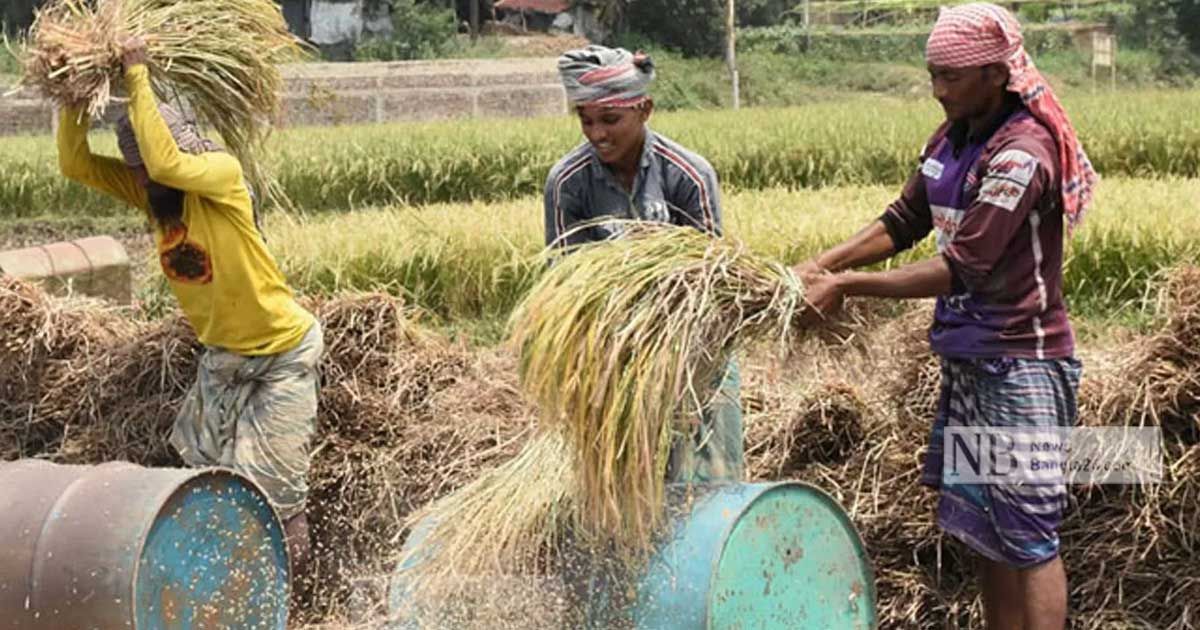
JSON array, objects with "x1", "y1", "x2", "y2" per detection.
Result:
[
  {"x1": 795, "y1": 5, "x2": 1098, "y2": 629},
  {"x1": 544, "y1": 45, "x2": 741, "y2": 483}
]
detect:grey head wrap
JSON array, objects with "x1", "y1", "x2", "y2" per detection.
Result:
[
  {"x1": 115, "y1": 103, "x2": 222, "y2": 167},
  {"x1": 557, "y1": 45, "x2": 655, "y2": 107}
]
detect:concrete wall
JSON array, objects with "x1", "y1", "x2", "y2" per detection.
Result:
[
  {"x1": 0, "y1": 57, "x2": 567, "y2": 136},
  {"x1": 280, "y1": 58, "x2": 566, "y2": 126},
  {"x1": 0, "y1": 87, "x2": 53, "y2": 136},
  {"x1": 0, "y1": 236, "x2": 132, "y2": 305}
]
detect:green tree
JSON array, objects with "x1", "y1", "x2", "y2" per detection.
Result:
[
  {"x1": 608, "y1": 0, "x2": 792, "y2": 57},
  {"x1": 736, "y1": 0, "x2": 791, "y2": 26},
  {"x1": 356, "y1": 0, "x2": 458, "y2": 61},
  {"x1": 1176, "y1": 0, "x2": 1200, "y2": 55},
  {"x1": 626, "y1": 0, "x2": 725, "y2": 56},
  {"x1": 1119, "y1": 0, "x2": 1199, "y2": 77}
]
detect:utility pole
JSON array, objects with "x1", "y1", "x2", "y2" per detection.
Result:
[
  {"x1": 470, "y1": 0, "x2": 481, "y2": 42},
  {"x1": 803, "y1": 0, "x2": 811, "y2": 51},
  {"x1": 726, "y1": 0, "x2": 739, "y2": 110}
]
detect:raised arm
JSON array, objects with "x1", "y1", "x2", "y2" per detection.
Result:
[
  {"x1": 123, "y1": 64, "x2": 243, "y2": 199},
  {"x1": 57, "y1": 106, "x2": 147, "y2": 211}
]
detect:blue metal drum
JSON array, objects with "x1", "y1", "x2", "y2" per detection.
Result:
[
  {"x1": 0, "y1": 460, "x2": 290, "y2": 630},
  {"x1": 390, "y1": 481, "x2": 876, "y2": 629}
]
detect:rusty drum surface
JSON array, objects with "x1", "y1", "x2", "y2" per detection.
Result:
[{"x1": 0, "y1": 460, "x2": 289, "y2": 629}]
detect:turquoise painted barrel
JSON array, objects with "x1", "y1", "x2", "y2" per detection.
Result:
[
  {"x1": 0, "y1": 460, "x2": 290, "y2": 629},
  {"x1": 390, "y1": 481, "x2": 876, "y2": 629}
]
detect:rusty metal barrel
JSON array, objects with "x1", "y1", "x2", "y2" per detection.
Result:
[{"x1": 0, "y1": 460, "x2": 290, "y2": 629}]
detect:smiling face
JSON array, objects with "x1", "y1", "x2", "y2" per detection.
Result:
[{"x1": 575, "y1": 101, "x2": 653, "y2": 166}]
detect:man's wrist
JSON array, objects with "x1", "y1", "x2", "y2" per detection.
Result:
[
  {"x1": 833, "y1": 270, "x2": 864, "y2": 298},
  {"x1": 813, "y1": 253, "x2": 839, "y2": 274}
]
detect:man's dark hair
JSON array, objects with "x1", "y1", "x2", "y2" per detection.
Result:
[{"x1": 147, "y1": 184, "x2": 185, "y2": 228}]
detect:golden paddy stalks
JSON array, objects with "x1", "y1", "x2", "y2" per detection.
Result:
[
  {"x1": 511, "y1": 225, "x2": 805, "y2": 554},
  {"x1": 14, "y1": 0, "x2": 307, "y2": 208}
]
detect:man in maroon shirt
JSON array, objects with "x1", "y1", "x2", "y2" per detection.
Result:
[{"x1": 796, "y1": 4, "x2": 1098, "y2": 629}]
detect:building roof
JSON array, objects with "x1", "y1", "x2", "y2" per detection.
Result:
[{"x1": 494, "y1": 0, "x2": 570, "y2": 13}]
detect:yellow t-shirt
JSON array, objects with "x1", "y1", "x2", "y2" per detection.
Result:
[{"x1": 57, "y1": 65, "x2": 312, "y2": 356}]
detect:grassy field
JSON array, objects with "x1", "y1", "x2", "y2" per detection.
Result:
[
  {"x1": 3, "y1": 89, "x2": 1195, "y2": 343},
  {"x1": 174, "y1": 177, "x2": 1195, "y2": 341},
  {"x1": 2, "y1": 90, "x2": 1199, "y2": 218},
  {"x1": 16, "y1": 177, "x2": 1185, "y2": 335},
  {"x1": 15, "y1": 175, "x2": 1191, "y2": 343}
]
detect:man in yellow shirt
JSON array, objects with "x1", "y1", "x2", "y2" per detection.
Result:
[{"x1": 57, "y1": 38, "x2": 322, "y2": 573}]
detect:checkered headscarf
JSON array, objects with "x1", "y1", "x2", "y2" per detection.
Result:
[
  {"x1": 926, "y1": 3, "x2": 1097, "y2": 229},
  {"x1": 557, "y1": 45, "x2": 655, "y2": 108},
  {"x1": 115, "y1": 103, "x2": 222, "y2": 168}
]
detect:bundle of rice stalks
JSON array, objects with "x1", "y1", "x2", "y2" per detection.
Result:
[
  {"x1": 390, "y1": 432, "x2": 573, "y2": 601},
  {"x1": 16, "y1": 0, "x2": 307, "y2": 208},
  {"x1": 509, "y1": 223, "x2": 806, "y2": 555}
]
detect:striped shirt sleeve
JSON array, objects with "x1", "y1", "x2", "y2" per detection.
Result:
[
  {"x1": 543, "y1": 154, "x2": 592, "y2": 248},
  {"x1": 880, "y1": 128, "x2": 946, "y2": 252},
  {"x1": 654, "y1": 141, "x2": 722, "y2": 236}
]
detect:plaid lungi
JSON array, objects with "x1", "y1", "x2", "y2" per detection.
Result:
[
  {"x1": 666, "y1": 359, "x2": 744, "y2": 483},
  {"x1": 170, "y1": 321, "x2": 324, "y2": 521},
  {"x1": 922, "y1": 356, "x2": 1082, "y2": 568}
]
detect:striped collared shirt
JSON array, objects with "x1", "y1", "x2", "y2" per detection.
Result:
[
  {"x1": 543, "y1": 127, "x2": 722, "y2": 247},
  {"x1": 882, "y1": 107, "x2": 1074, "y2": 360}
]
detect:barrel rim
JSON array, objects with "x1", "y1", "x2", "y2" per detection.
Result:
[
  {"x1": 702, "y1": 480, "x2": 878, "y2": 630},
  {"x1": 130, "y1": 466, "x2": 291, "y2": 627}
]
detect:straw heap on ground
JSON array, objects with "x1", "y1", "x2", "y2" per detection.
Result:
[{"x1": 2, "y1": 266, "x2": 1197, "y2": 627}]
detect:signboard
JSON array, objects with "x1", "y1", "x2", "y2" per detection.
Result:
[
  {"x1": 1092, "y1": 32, "x2": 1116, "y2": 90},
  {"x1": 1092, "y1": 32, "x2": 1115, "y2": 68}
]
